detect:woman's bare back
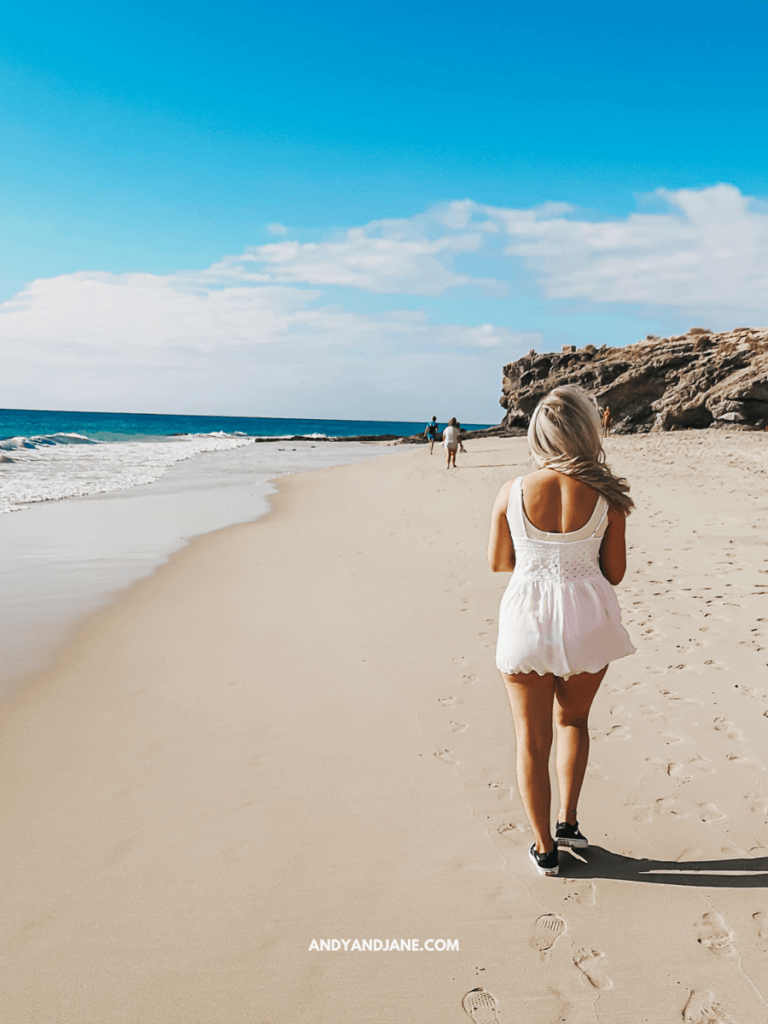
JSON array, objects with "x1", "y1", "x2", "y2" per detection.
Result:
[{"x1": 521, "y1": 469, "x2": 601, "y2": 535}]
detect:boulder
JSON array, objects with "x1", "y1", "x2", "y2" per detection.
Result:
[{"x1": 498, "y1": 327, "x2": 768, "y2": 433}]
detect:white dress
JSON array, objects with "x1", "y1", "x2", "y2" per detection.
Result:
[
  {"x1": 443, "y1": 425, "x2": 460, "y2": 448},
  {"x1": 496, "y1": 477, "x2": 636, "y2": 679}
]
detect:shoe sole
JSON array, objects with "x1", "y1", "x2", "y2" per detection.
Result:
[
  {"x1": 529, "y1": 850, "x2": 559, "y2": 876},
  {"x1": 556, "y1": 837, "x2": 588, "y2": 849}
]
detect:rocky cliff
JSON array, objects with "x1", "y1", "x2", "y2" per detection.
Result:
[{"x1": 499, "y1": 327, "x2": 768, "y2": 433}]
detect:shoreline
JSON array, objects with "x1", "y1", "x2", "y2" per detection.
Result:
[
  {"x1": 1, "y1": 432, "x2": 767, "y2": 1021},
  {"x1": 0, "y1": 439, "x2": 395, "y2": 693}
]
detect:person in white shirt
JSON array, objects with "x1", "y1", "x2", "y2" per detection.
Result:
[{"x1": 442, "y1": 416, "x2": 460, "y2": 468}]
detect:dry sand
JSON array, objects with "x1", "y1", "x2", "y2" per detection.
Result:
[{"x1": 1, "y1": 431, "x2": 767, "y2": 1023}]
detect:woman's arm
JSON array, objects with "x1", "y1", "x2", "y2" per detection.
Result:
[
  {"x1": 487, "y1": 480, "x2": 515, "y2": 572},
  {"x1": 599, "y1": 508, "x2": 627, "y2": 585}
]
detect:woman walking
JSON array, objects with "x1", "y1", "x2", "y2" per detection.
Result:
[
  {"x1": 487, "y1": 386, "x2": 635, "y2": 876},
  {"x1": 442, "y1": 417, "x2": 461, "y2": 469}
]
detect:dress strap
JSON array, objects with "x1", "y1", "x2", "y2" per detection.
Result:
[
  {"x1": 591, "y1": 498, "x2": 610, "y2": 538},
  {"x1": 505, "y1": 478, "x2": 528, "y2": 538}
]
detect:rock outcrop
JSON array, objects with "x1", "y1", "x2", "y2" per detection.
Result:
[{"x1": 499, "y1": 327, "x2": 768, "y2": 433}]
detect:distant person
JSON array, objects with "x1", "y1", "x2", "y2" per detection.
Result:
[
  {"x1": 456, "y1": 422, "x2": 467, "y2": 453},
  {"x1": 424, "y1": 416, "x2": 439, "y2": 454},
  {"x1": 442, "y1": 417, "x2": 460, "y2": 469},
  {"x1": 487, "y1": 385, "x2": 634, "y2": 877},
  {"x1": 601, "y1": 406, "x2": 613, "y2": 437}
]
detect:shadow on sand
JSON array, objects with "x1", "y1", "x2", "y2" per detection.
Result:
[{"x1": 559, "y1": 846, "x2": 768, "y2": 887}]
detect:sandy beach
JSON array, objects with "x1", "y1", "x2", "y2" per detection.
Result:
[{"x1": 1, "y1": 431, "x2": 767, "y2": 1023}]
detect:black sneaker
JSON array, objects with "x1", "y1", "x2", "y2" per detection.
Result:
[
  {"x1": 529, "y1": 843, "x2": 559, "y2": 876},
  {"x1": 555, "y1": 820, "x2": 588, "y2": 849}
]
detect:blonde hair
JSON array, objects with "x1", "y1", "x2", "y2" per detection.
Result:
[{"x1": 527, "y1": 385, "x2": 634, "y2": 515}]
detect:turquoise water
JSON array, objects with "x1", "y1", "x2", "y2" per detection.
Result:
[{"x1": 0, "y1": 408, "x2": 490, "y2": 444}]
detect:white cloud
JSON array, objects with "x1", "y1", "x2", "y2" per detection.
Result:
[
  {"x1": 487, "y1": 184, "x2": 768, "y2": 318},
  {"x1": 219, "y1": 186, "x2": 768, "y2": 317},
  {"x1": 0, "y1": 272, "x2": 319, "y2": 353},
  {"x1": 266, "y1": 222, "x2": 289, "y2": 236},
  {"x1": 4, "y1": 183, "x2": 767, "y2": 419},
  {"x1": 235, "y1": 213, "x2": 503, "y2": 296},
  {"x1": 0, "y1": 264, "x2": 534, "y2": 418},
  {"x1": 0, "y1": 270, "x2": 529, "y2": 354}
]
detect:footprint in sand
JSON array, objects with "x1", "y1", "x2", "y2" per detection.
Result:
[
  {"x1": 608, "y1": 679, "x2": 645, "y2": 694},
  {"x1": 735, "y1": 683, "x2": 757, "y2": 697},
  {"x1": 630, "y1": 803, "x2": 653, "y2": 823},
  {"x1": 438, "y1": 696, "x2": 457, "y2": 707},
  {"x1": 433, "y1": 749, "x2": 458, "y2": 765},
  {"x1": 462, "y1": 674, "x2": 478, "y2": 685},
  {"x1": 714, "y1": 718, "x2": 743, "y2": 740},
  {"x1": 648, "y1": 755, "x2": 716, "y2": 781},
  {"x1": 610, "y1": 705, "x2": 632, "y2": 718},
  {"x1": 563, "y1": 883, "x2": 596, "y2": 906},
  {"x1": 529, "y1": 914, "x2": 566, "y2": 961},
  {"x1": 660, "y1": 688, "x2": 703, "y2": 705},
  {"x1": 683, "y1": 989, "x2": 737, "y2": 1023},
  {"x1": 576, "y1": 881, "x2": 596, "y2": 906},
  {"x1": 497, "y1": 822, "x2": 524, "y2": 837},
  {"x1": 640, "y1": 704, "x2": 665, "y2": 722},
  {"x1": 695, "y1": 911, "x2": 735, "y2": 956},
  {"x1": 646, "y1": 758, "x2": 693, "y2": 782},
  {"x1": 656, "y1": 797, "x2": 689, "y2": 818},
  {"x1": 697, "y1": 803, "x2": 726, "y2": 824},
  {"x1": 462, "y1": 988, "x2": 500, "y2": 1024},
  {"x1": 573, "y1": 948, "x2": 612, "y2": 989},
  {"x1": 752, "y1": 911, "x2": 768, "y2": 941},
  {"x1": 450, "y1": 720, "x2": 469, "y2": 733},
  {"x1": 599, "y1": 724, "x2": 630, "y2": 741}
]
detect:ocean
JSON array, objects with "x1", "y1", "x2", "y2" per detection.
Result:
[
  {"x1": 0, "y1": 408, "x2": 490, "y2": 513},
  {"x1": 0, "y1": 408, "x2": 491, "y2": 692}
]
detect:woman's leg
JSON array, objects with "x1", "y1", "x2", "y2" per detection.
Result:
[
  {"x1": 553, "y1": 667, "x2": 607, "y2": 824},
  {"x1": 502, "y1": 671, "x2": 556, "y2": 852}
]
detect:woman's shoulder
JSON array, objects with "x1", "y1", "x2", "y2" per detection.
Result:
[{"x1": 492, "y1": 477, "x2": 518, "y2": 510}]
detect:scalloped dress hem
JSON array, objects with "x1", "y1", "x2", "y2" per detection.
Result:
[{"x1": 495, "y1": 477, "x2": 636, "y2": 681}]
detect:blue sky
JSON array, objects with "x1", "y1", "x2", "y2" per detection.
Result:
[{"x1": 1, "y1": 0, "x2": 767, "y2": 421}]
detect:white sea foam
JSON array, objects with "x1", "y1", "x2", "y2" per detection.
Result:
[
  {"x1": 253, "y1": 432, "x2": 330, "y2": 440},
  {"x1": 0, "y1": 432, "x2": 98, "y2": 450},
  {"x1": 0, "y1": 432, "x2": 254, "y2": 513}
]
